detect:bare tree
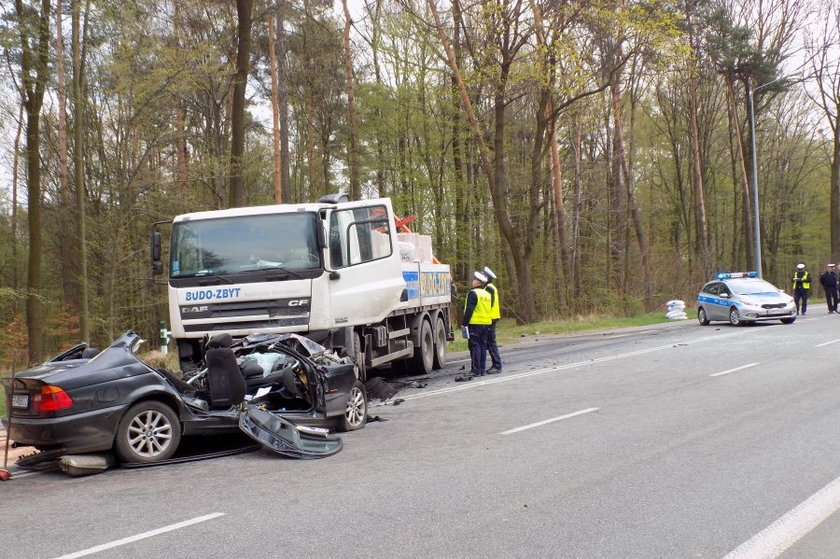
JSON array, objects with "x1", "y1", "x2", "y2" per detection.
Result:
[
  {"x1": 15, "y1": 0, "x2": 52, "y2": 362},
  {"x1": 342, "y1": 0, "x2": 361, "y2": 200},
  {"x1": 72, "y1": 0, "x2": 90, "y2": 340},
  {"x1": 229, "y1": 0, "x2": 252, "y2": 207},
  {"x1": 806, "y1": 0, "x2": 840, "y2": 258}
]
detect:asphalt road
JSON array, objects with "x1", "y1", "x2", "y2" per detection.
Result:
[{"x1": 6, "y1": 313, "x2": 840, "y2": 559}]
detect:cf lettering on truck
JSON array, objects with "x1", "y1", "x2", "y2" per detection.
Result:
[{"x1": 152, "y1": 194, "x2": 453, "y2": 380}]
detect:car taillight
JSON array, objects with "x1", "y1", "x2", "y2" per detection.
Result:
[{"x1": 34, "y1": 385, "x2": 74, "y2": 412}]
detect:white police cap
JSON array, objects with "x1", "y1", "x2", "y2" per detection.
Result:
[
  {"x1": 483, "y1": 266, "x2": 497, "y2": 280},
  {"x1": 473, "y1": 271, "x2": 488, "y2": 283},
  {"x1": 796, "y1": 263, "x2": 805, "y2": 269}
]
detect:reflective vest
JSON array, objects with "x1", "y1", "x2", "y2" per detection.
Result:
[
  {"x1": 793, "y1": 271, "x2": 811, "y2": 290},
  {"x1": 465, "y1": 287, "x2": 493, "y2": 325},
  {"x1": 485, "y1": 283, "x2": 501, "y2": 320}
]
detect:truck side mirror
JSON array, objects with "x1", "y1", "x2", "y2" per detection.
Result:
[
  {"x1": 317, "y1": 224, "x2": 327, "y2": 250},
  {"x1": 151, "y1": 231, "x2": 162, "y2": 262}
]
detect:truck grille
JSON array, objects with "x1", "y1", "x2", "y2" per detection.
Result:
[{"x1": 180, "y1": 299, "x2": 309, "y2": 332}]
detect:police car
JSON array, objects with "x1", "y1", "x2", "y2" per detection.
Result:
[{"x1": 696, "y1": 272, "x2": 796, "y2": 326}]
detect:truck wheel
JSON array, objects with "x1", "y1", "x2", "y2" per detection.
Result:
[
  {"x1": 352, "y1": 332, "x2": 366, "y2": 381},
  {"x1": 410, "y1": 319, "x2": 434, "y2": 375},
  {"x1": 432, "y1": 317, "x2": 447, "y2": 369},
  {"x1": 114, "y1": 401, "x2": 181, "y2": 463}
]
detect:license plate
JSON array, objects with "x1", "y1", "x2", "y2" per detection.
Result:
[
  {"x1": 767, "y1": 309, "x2": 787, "y2": 315},
  {"x1": 11, "y1": 394, "x2": 29, "y2": 409}
]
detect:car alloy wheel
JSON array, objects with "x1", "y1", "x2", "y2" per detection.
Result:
[
  {"x1": 339, "y1": 380, "x2": 367, "y2": 432},
  {"x1": 729, "y1": 307, "x2": 742, "y2": 326},
  {"x1": 698, "y1": 307, "x2": 710, "y2": 326},
  {"x1": 115, "y1": 401, "x2": 182, "y2": 463}
]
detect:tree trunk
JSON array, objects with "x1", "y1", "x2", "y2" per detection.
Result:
[
  {"x1": 12, "y1": 104, "x2": 24, "y2": 294},
  {"x1": 725, "y1": 76, "x2": 755, "y2": 269},
  {"x1": 610, "y1": 79, "x2": 654, "y2": 308},
  {"x1": 275, "y1": 0, "x2": 291, "y2": 201},
  {"x1": 685, "y1": 9, "x2": 712, "y2": 279},
  {"x1": 268, "y1": 16, "x2": 283, "y2": 203},
  {"x1": 16, "y1": 0, "x2": 52, "y2": 363},
  {"x1": 174, "y1": 1, "x2": 188, "y2": 195},
  {"x1": 450, "y1": 0, "x2": 469, "y2": 285},
  {"x1": 72, "y1": 0, "x2": 90, "y2": 341},
  {"x1": 342, "y1": 0, "x2": 360, "y2": 200},
  {"x1": 56, "y1": 0, "x2": 75, "y2": 313},
  {"x1": 229, "y1": 0, "x2": 252, "y2": 208},
  {"x1": 572, "y1": 112, "x2": 584, "y2": 306},
  {"x1": 833, "y1": 116, "x2": 840, "y2": 258}
]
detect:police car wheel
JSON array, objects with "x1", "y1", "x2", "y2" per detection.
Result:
[
  {"x1": 729, "y1": 307, "x2": 742, "y2": 326},
  {"x1": 697, "y1": 307, "x2": 710, "y2": 326}
]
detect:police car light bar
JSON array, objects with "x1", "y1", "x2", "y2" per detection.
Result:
[{"x1": 716, "y1": 271, "x2": 758, "y2": 279}]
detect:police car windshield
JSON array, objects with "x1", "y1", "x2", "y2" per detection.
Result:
[
  {"x1": 170, "y1": 213, "x2": 321, "y2": 277},
  {"x1": 728, "y1": 279, "x2": 779, "y2": 295}
]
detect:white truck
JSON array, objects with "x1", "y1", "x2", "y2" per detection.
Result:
[{"x1": 151, "y1": 194, "x2": 452, "y2": 380}]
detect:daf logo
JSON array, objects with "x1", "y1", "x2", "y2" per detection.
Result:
[
  {"x1": 288, "y1": 299, "x2": 309, "y2": 307},
  {"x1": 182, "y1": 305, "x2": 208, "y2": 313}
]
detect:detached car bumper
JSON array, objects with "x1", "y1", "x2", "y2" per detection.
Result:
[{"x1": 4, "y1": 404, "x2": 128, "y2": 454}]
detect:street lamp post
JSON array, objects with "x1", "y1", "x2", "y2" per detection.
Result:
[{"x1": 747, "y1": 76, "x2": 787, "y2": 278}]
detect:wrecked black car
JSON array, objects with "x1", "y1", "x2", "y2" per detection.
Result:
[{"x1": 1, "y1": 331, "x2": 368, "y2": 464}]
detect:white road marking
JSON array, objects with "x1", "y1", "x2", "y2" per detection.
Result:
[
  {"x1": 710, "y1": 363, "x2": 760, "y2": 377},
  {"x1": 53, "y1": 512, "x2": 225, "y2": 559},
  {"x1": 500, "y1": 408, "x2": 600, "y2": 435},
  {"x1": 815, "y1": 338, "x2": 840, "y2": 348},
  {"x1": 721, "y1": 474, "x2": 840, "y2": 559}
]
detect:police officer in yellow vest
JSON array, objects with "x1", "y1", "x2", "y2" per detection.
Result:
[
  {"x1": 462, "y1": 271, "x2": 493, "y2": 377},
  {"x1": 483, "y1": 266, "x2": 502, "y2": 373},
  {"x1": 792, "y1": 263, "x2": 811, "y2": 315}
]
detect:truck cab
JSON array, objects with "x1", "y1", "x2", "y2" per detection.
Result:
[{"x1": 153, "y1": 196, "x2": 451, "y2": 378}]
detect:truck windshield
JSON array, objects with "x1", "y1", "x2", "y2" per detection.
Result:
[{"x1": 170, "y1": 212, "x2": 321, "y2": 278}]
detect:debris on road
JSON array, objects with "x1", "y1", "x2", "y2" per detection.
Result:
[
  {"x1": 58, "y1": 453, "x2": 115, "y2": 477},
  {"x1": 365, "y1": 377, "x2": 399, "y2": 401}
]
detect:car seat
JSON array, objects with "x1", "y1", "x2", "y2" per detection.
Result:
[
  {"x1": 205, "y1": 348, "x2": 246, "y2": 409},
  {"x1": 206, "y1": 333, "x2": 234, "y2": 350},
  {"x1": 241, "y1": 360, "x2": 268, "y2": 392}
]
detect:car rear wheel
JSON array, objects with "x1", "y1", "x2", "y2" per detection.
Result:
[
  {"x1": 729, "y1": 307, "x2": 743, "y2": 326},
  {"x1": 115, "y1": 401, "x2": 181, "y2": 463},
  {"x1": 337, "y1": 380, "x2": 367, "y2": 432},
  {"x1": 432, "y1": 317, "x2": 447, "y2": 369},
  {"x1": 697, "y1": 307, "x2": 710, "y2": 326}
]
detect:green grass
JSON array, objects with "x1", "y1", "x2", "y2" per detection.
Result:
[{"x1": 448, "y1": 310, "x2": 692, "y2": 352}]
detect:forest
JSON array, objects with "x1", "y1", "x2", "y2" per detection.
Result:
[{"x1": 0, "y1": 0, "x2": 838, "y2": 367}]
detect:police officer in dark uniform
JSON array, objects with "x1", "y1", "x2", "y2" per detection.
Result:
[
  {"x1": 483, "y1": 266, "x2": 502, "y2": 373},
  {"x1": 820, "y1": 263, "x2": 838, "y2": 313},
  {"x1": 792, "y1": 263, "x2": 811, "y2": 315},
  {"x1": 462, "y1": 271, "x2": 493, "y2": 377}
]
